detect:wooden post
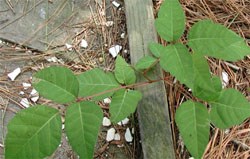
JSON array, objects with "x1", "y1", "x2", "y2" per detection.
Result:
[{"x1": 124, "y1": 0, "x2": 176, "y2": 158}]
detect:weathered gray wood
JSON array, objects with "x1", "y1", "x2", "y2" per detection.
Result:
[
  {"x1": 125, "y1": 0, "x2": 176, "y2": 159},
  {"x1": 0, "y1": 0, "x2": 91, "y2": 51}
]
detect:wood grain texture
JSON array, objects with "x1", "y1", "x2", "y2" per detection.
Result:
[{"x1": 124, "y1": 0, "x2": 176, "y2": 158}]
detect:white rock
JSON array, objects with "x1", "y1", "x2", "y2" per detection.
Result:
[
  {"x1": 222, "y1": 71, "x2": 229, "y2": 88},
  {"x1": 117, "y1": 121, "x2": 122, "y2": 126},
  {"x1": 224, "y1": 129, "x2": 230, "y2": 135},
  {"x1": 46, "y1": 56, "x2": 58, "y2": 63},
  {"x1": 121, "y1": 118, "x2": 129, "y2": 125},
  {"x1": 103, "y1": 98, "x2": 111, "y2": 104},
  {"x1": 109, "y1": 45, "x2": 122, "y2": 58},
  {"x1": 31, "y1": 96, "x2": 39, "y2": 103},
  {"x1": 22, "y1": 82, "x2": 31, "y2": 90},
  {"x1": 125, "y1": 128, "x2": 133, "y2": 142},
  {"x1": 106, "y1": 128, "x2": 115, "y2": 142},
  {"x1": 120, "y1": 33, "x2": 125, "y2": 39},
  {"x1": 106, "y1": 21, "x2": 114, "y2": 27},
  {"x1": 102, "y1": 117, "x2": 111, "y2": 126},
  {"x1": 80, "y1": 39, "x2": 88, "y2": 48},
  {"x1": 19, "y1": 91, "x2": 25, "y2": 95},
  {"x1": 8, "y1": 68, "x2": 21, "y2": 81},
  {"x1": 30, "y1": 89, "x2": 38, "y2": 96},
  {"x1": 189, "y1": 157, "x2": 195, "y2": 159},
  {"x1": 20, "y1": 98, "x2": 30, "y2": 108},
  {"x1": 62, "y1": 124, "x2": 65, "y2": 130},
  {"x1": 114, "y1": 133, "x2": 121, "y2": 140},
  {"x1": 65, "y1": 43, "x2": 73, "y2": 51},
  {"x1": 112, "y1": 1, "x2": 120, "y2": 8},
  {"x1": 123, "y1": 49, "x2": 128, "y2": 54},
  {"x1": 131, "y1": 127, "x2": 135, "y2": 134},
  {"x1": 117, "y1": 144, "x2": 124, "y2": 148}
]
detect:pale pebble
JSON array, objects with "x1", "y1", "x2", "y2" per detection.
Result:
[{"x1": 8, "y1": 68, "x2": 21, "y2": 81}]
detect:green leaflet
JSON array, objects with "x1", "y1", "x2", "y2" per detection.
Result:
[
  {"x1": 160, "y1": 43, "x2": 194, "y2": 88},
  {"x1": 77, "y1": 68, "x2": 120, "y2": 100},
  {"x1": 210, "y1": 89, "x2": 250, "y2": 129},
  {"x1": 155, "y1": 0, "x2": 185, "y2": 42},
  {"x1": 148, "y1": 42, "x2": 166, "y2": 58},
  {"x1": 114, "y1": 55, "x2": 136, "y2": 85},
  {"x1": 192, "y1": 52, "x2": 221, "y2": 101},
  {"x1": 175, "y1": 101, "x2": 210, "y2": 159},
  {"x1": 135, "y1": 55, "x2": 157, "y2": 70},
  {"x1": 33, "y1": 66, "x2": 79, "y2": 104},
  {"x1": 110, "y1": 89, "x2": 142, "y2": 123},
  {"x1": 65, "y1": 102, "x2": 102, "y2": 159},
  {"x1": 5, "y1": 105, "x2": 62, "y2": 159},
  {"x1": 188, "y1": 20, "x2": 250, "y2": 61}
]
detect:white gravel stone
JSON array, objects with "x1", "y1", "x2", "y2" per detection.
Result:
[
  {"x1": 22, "y1": 82, "x2": 31, "y2": 90},
  {"x1": 20, "y1": 98, "x2": 30, "y2": 108},
  {"x1": 125, "y1": 128, "x2": 133, "y2": 142},
  {"x1": 65, "y1": 43, "x2": 73, "y2": 51},
  {"x1": 62, "y1": 124, "x2": 65, "y2": 130},
  {"x1": 121, "y1": 118, "x2": 129, "y2": 125},
  {"x1": 103, "y1": 98, "x2": 111, "y2": 104},
  {"x1": 120, "y1": 33, "x2": 125, "y2": 39},
  {"x1": 8, "y1": 68, "x2": 21, "y2": 81},
  {"x1": 109, "y1": 45, "x2": 122, "y2": 58},
  {"x1": 102, "y1": 117, "x2": 111, "y2": 127},
  {"x1": 30, "y1": 89, "x2": 38, "y2": 96},
  {"x1": 222, "y1": 71, "x2": 229, "y2": 88},
  {"x1": 31, "y1": 96, "x2": 39, "y2": 103},
  {"x1": 114, "y1": 133, "x2": 121, "y2": 141},
  {"x1": 80, "y1": 39, "x2": 88, "y2": 48},
  {"x1": 46, "y1": 56, "x2": 58, "y2": 63},
  {"x1": 19, "y1": 91, "x2": 25, "y2": 95},
  {"x1": 106, "y1": 128, "x2": 115, "y2": 142},
  {"x1": 112, "y1": 1, "x2": 120, "y2": 8},
  {"x1": 106, "y1": 21, "x2": 114, "y2": 27}
]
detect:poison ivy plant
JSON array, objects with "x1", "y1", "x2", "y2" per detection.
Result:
[
  {"x1": 152, "y1": 0, "x2": 250, "y2": 158},
  {"x1": 5, "y1": 57, "x2": 141, "y2": 159},
  {"x1": 5, "y1": 0, "x2": 250, "y2": 159}
]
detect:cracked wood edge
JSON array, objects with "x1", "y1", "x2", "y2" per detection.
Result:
[{"x1": 124, "y1": 0, "x2": 176, "y2": 158}]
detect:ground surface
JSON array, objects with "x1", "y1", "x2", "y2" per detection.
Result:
[
  {"x1": 0, "y1": 0, "x2": 249, "y2": 159},
  {"x1": 0, "y1": 0, "x2": 139, "y2": 159}
]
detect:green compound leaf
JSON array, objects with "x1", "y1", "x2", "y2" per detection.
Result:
[
  {"x1": 65, "y1": 102, "x2": 102, "y2": 159},
  {"x1": 160, "y1": 43, "x2": 193, "y2": 88},
  {"x1": 155, "y1": 0, "x2": 185, "y2": 42},
  {"x1": 188, "y1": 20, "x2": 250, "y2": 61},
  {"x1": 210, "y1": 89, "x2": 250, "y2": 129},
  {"x1": 5, "y1": 105, "x2": 62, "y2": 159},
  {"x1": 175, "y1": 101, "x2": 210, "y2": 159},
  {"x1": 149, "y1": 42, "x2": 166, "y2": 58},
  {"x1": 77, "y1": 68, "x2": 120, "y2": 100},
  {"x1": 33, "y1": 66, "x2": 79, "y2": 104},
  {"x1": 135, "y1": 55, "x2": 157, "y2": 70},
  {"x1": 114, "y1": 55, "x2": 136, "y2": 85},
  {"x1": 192, "y1": 52, "x2": 220, "y2": 101},
  {"x1": 110, "y1": 89, "x2": 142, "y2": 123}
]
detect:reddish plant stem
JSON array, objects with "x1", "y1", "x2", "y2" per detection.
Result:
[{"x1": 76, "y1": 78, "x2": 163, "y2": 102}]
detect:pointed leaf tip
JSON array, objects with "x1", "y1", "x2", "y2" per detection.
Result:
[
  {"x1": 175, "y1": 101, "x2": 209, "y2": 159},
  {"x1": 65, "y1": 102, "x2": 102, "y2": 158},
  {"x1": 33, "y1": 66, "x2": 79, "y2": 104},
  {"x1": 155, "y1": 0, "x2": 185, "y2": 42}
]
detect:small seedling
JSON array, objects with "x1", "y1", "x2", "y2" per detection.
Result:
[{"x1": 4, "y1": 0, "x2": 250, "y2": 159}]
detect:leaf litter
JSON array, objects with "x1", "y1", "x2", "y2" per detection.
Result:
[
  {"x1": 0, "y1": 0, "x2": 139, "y2": 158},
  {"x1": 152, "y1": 0, "x2": 250, "y2": 158}
]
